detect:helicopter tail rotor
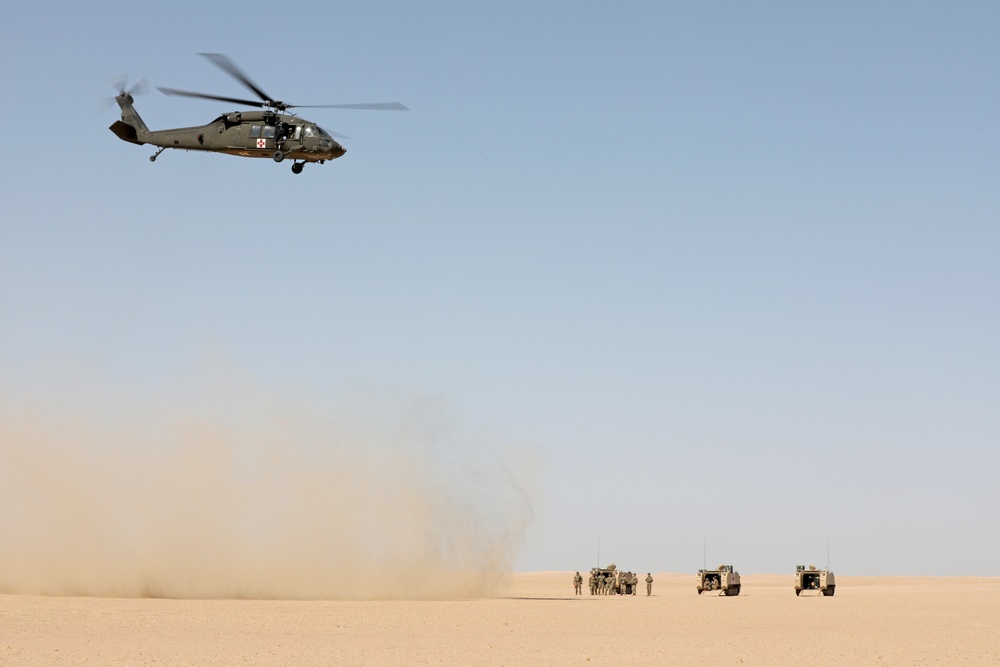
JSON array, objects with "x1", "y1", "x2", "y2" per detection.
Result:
[{"x1": 102, "y1": 74, "x2": 147, "y2": 112}]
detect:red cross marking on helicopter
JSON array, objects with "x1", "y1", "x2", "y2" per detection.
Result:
[{"x1": 256, "y1": 138, "x2": 266, "y2": 148}]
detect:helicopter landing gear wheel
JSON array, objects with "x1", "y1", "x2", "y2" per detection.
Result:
[
  {"x1": 291, "y1": 162, "x2": 303, "y2": 174},
  {"x1": 150, "y1": 147, "x2": 166, "y2": 162},
  {"x1": 273, "y1": 150, "x2": 284, "y2": 163}
]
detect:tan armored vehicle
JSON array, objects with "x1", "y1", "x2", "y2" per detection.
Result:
[
  {"x1": 588, "y1": 563, "x2": 640, "y2": 595},
  {"x1": 795, "y1": 564, "x2": 835, "y2": 596},
  {"x1": 620, "y1": 571, "x2": 639, "y2": 595},
  {"x1": 590, "y1": 563, "x2": 619, "y2": 594},
  {"x1": 696, "y1": 564, "x2": 741, "y2": 596}
]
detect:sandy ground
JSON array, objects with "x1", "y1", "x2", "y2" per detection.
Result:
[{"x1": 2, "y1": 572, "x2": 999, "y2": 666}]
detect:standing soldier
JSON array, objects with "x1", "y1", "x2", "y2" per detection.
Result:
[
  {"x1": 589, "y1": 570, "x2": 597, "y2": 595},
  {"x1": 646, "y1": 573, "x2": 654, "y2": 596},
  {"x1": 573, "y1": 571, "x2": 583, "y2": 595}
]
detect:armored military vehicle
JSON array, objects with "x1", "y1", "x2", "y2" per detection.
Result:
[
  {"x1": 795, "y1": 564, "x2": 835, "y2": 596},
  {"x1": 620, "y1": 571, "x2": 639, "y2": 595},
  {"x1": 590, "y1": 564, "x2": 619, "y2": 594},
  {"x1": 696, "y1": 564, "x2": 741, "y2": 596}
]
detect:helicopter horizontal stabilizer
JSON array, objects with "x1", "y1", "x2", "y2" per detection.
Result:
[{"x1": 109, "y1": 120, "x2": 144, "y2": 145}]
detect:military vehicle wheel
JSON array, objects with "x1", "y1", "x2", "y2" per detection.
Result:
[
  {"x1": 273, "y1": 150, "x2": 285, "y2": 163},
  {"x1": 291, "y1": 163, "x2": 303, "y2": 174},
  {"x1": 697, "y1": 588, "x2": 703, "y2": 595},
  {"x1": 823, "y1": 586, "x2": 835, "y2": 597},
  {"x1": 731, "y1": 585, "x2": 741, "y2": 596}
]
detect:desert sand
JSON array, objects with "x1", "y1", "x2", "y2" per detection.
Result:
[{"x1": 2, "y1": 572, "x2": 999, "y2": 666}]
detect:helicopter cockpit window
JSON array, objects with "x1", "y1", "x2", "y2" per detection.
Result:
[
  {"x1": 303, "y1": 126, "x2": 319, "y2": 138},
  {"x1": 262, "y1": 126, "x2": 276, "y2": 139},
  {"x1": 249, "y1": 125, "x2": 261, "y2": 138},
  {"x1": 288, "y1": 126, "x2": 301, "y2": 140}
]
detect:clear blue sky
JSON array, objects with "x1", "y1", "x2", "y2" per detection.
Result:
[{"x1": 2, "y1": 2, "x2": 998, "y2": 577}]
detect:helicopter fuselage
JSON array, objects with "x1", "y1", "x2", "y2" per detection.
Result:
[
  {"x1": 110, "y1": 94, "x2": 345, "y2": 169},
  {"x1": 108, "y1": 54, "x2": 405, "y2": 173},
  {"x1": 126, "y1": 108, "x2": 344, "y2": 162}
]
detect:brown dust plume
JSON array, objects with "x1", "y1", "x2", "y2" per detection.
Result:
[{"x1": 0, "y1": 378, "x2": 538, "y2": 599}]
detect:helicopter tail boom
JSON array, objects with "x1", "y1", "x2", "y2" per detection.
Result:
[{"x1": 109, "y1": 92, "x2": 151, "y2": 145}]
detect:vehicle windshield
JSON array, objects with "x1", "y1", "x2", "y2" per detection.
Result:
[{"x1": 301, "y1": 125, "x2": 337, "y2": 146}]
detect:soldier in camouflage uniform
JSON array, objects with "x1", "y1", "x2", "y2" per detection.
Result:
[
  {"x1": 573, "y1": 571, "x2": 583, "y2": 595},
  {"x1": 589, "y1": 571, "x2": 597, "y2": 595},
  {"x1": 646, "y1": 573, "x2": 653, "y2": 596}
]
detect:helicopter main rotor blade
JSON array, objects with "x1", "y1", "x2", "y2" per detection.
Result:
[
  {"x1": 157, "y1": 86, "x2": 266, "y2": 108},
  {"x1": 199, "y1": 52, "x2": 273, "y2": 105},
  {"x1": 290, "y1": 102, "x2": 409, "y2": 111}
]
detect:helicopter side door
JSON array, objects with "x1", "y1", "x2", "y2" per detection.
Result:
[
  {"x1": 284, "y1": 124, "x2": 302, "y2": 149},
  {"x1": 246, "y1": 124, "x2": 276, "y2": 151}
]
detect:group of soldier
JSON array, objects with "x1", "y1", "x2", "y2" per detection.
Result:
[{"x1": 573, "y1": 568, "x2": 654, "y2": 596}]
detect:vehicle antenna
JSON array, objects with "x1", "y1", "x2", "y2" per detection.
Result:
[
  {"x1": 827, "y1": 538, "x2": 830, "y2": 571},
  {"x1": 703, "y1": 539, "x2": 707, "y2": 570}
]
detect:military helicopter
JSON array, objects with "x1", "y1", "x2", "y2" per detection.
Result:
[{"x1": 108, "y1": 53, "x2": 407, "y2": 174}]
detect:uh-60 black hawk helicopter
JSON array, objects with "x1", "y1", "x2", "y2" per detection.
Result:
[{"x1": 109, "y1": 53, "x2": 407, "y2": 174}]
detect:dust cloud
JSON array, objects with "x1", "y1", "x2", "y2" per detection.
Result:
[{"x1": 0, "y1": 373, "x2": 539, "y2": 599}]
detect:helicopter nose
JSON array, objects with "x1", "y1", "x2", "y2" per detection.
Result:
[{"x1": 320, "y1": 138, "x2": 346, "y2": 158}]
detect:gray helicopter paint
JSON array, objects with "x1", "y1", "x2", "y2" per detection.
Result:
[{"x1": 108, "y1": 54, "x2": 405, "y2": 174}]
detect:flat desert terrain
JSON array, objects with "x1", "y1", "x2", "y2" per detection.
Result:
[{"x1": 2, "y1": 572, "x2": 999, "y2": 666}]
